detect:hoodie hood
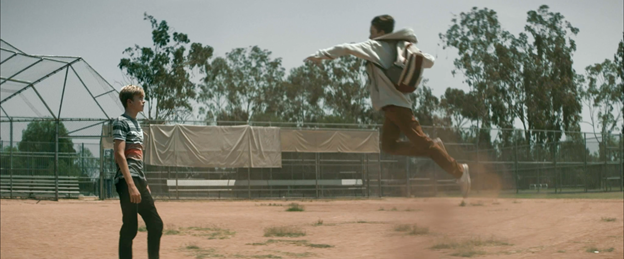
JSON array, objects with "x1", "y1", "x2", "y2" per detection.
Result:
[{"x1": 372, "y1": 28, "x2": 418, "y2": 43}]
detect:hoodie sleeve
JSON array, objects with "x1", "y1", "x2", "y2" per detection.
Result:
[
  {"x1": 408, "y1": 45, "x2": 435, "y2": 69},
  {"x1": 308, "y1": 40, "x2": 383, "y2": 63}
]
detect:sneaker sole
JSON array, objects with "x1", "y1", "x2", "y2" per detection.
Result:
[{"x1": 461, "y1": 164, "x2": 471, "y2": 198}]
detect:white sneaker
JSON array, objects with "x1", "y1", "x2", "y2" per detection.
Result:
[{"x1": 457, "y1": 164, "x2": 471, "y2": 198}]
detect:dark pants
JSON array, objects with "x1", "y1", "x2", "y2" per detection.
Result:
[
  {"x1": 116, "y1": 177, "x2": 163, "y2": 259},
  {"x1": 381, "y1": 105, "x2": 464, "y2": 178}
]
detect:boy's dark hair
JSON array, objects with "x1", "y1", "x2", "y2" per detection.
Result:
[{"x1": 371, "y1": 15, "x2": 395, "y2": 34}]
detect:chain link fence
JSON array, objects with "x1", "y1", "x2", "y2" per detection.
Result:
[{"x1": 1, "y1": 123, "x2": 622, "y2": 200}]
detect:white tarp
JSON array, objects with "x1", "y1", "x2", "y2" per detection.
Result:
[
  {"x1": 101, "y1": 122, "x2": 114, "y2": 150},
  {"x1": 101, "y1": 124, "x2": 380, "y2": 168},
  {"x1": 280, "y1": 129, "x2": 380, "y2": 153},
  {"x1": 144, "y1": 125, "x2": 281, "y2": 168}
]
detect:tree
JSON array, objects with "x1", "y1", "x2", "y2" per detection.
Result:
[
  {"x1": 439, "y1": 7, "x2": 510, "y2": 133},
  {"x1": 410, "y1": 81, "x2": 443, "y2": 127},
  {"x1": 76, "y1": 146, "x2": 100, "y2": 180},
  {"x1": 119, "y1": 13, "x2": 213, "y2": 122},
  {"x1": 581, "y1": 59, "x2": 622, "y2": 137},
  {"x1": 614, "y1": 40, "x2": 624, "y2": 136},
  {"x1": 276, "y1": 56, "x2": 381, "y2": 127},
  {"x1": 0, "y1": 145, "x2": 24, "y2": 175},
  {"x1": 440, "y1": 5, "x2": 583, "y2": 151},
  {"x1": 616, "y1": 40, "x2": 624, "y2": 172},
  {"x1": 440, "y1": 88, "x2": 473, "y2": 130},
  {"x1": 199, "y1": 46, "x2": 285, "y2": 123},
  {"x1": 280, "y1": 62, "x2": 329, "y2": 124},
  {"x1": 198, "y1": 57, "x2": 232, "y2": 123},
  {"x1": 580, "y1": 58, "x2": 623, "y2": 161},
  {"x1": 18, "y1": 120, "x2": 80, "y2": 176},
  {"x1": 321, "y1": 56, "x2": 372, "y2": 124},
  {"x1": 439, "y1": 7, "x2": 513, "y2": 154}
]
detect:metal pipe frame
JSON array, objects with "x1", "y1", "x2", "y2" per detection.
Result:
[
  {"x1": 69, "y1": 66, "x2": 110, "y2": 120},
  {"x1": 0, "y1": 58, "x2": 81, "y2": 105},
  {"x1": 0, "y1": 59, "x2": 45, "y2": 85}
]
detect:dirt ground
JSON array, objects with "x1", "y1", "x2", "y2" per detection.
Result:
[{"x1": 1, "y1": 196, "x2": 623, "y2": 259}]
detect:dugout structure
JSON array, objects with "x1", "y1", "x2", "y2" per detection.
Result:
[
  {"x1": 0, "y1": 39, "x2": 130, "y2": 200},
  {"x1": 101, "y1": 124, "x2": 383, "y2": 199},
  {"x1": 99, "y1": 122, "x2": 622, "y2": 199}
]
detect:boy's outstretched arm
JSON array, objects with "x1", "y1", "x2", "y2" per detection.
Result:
[{"x1": 305, "y1": 41, "x2": 380, "y2": 65}]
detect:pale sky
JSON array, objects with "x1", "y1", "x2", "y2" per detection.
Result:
[{"x1": 1, "y1": 0, "x2": 623, "y2": 141}]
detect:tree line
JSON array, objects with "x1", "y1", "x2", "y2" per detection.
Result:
[
  {"x1": 2, "y1": 5, "x2": 621, "y2": 177},
  {"x1": 119, "y1": 7, "x2": 622, "y2": 141}
]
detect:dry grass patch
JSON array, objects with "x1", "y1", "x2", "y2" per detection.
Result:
[
  {"x1": 164, "y1": 224, "x2": 181, "y2": 235},
  {"x1": 264, "y1": 226, "x2": 306, "y2": 237},
  {"x1": 185, "y1": 244, "x2": 200, "y2": 250},
  {"x1": 250, "y1": 255, "x2": 282, "y2": 258},
  {"x1": 186, "y1": 226, "x2": 236, "y2": 240},
  {"x1": 431, "y1": 236, "x2": 512, "y2": 257},
  {"x1": 394, "y1": 224, "x2": 429, "y2": 235},
  {"x1": 275, "y1": 251, "x2": 315, "y2": 257},
  {"x1": 152, "y1": 225, "x2": 236, "y2": 239},
  {"x1": 248, "y1": 239, "x2": 333, "y2": 249},
  {"x1": 601, "y1": 217, "x2": 616, "y2": 222},
  {"x1": 470, "y1": 201, "x2": 484, "y2": 206},
  {"x1": 180, "y1": 245, "x2": 224, "y2": 259},
  {"x1": 286, "y1": 203, "x2": 305, "y2": 212}
]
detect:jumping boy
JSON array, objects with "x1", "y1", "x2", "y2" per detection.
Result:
[{"x1": 305, "y1": 15, "x2": 471, "y2": 197}]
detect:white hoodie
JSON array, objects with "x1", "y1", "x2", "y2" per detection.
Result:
[{"x1": 308, "y1": 28, "x2": 434, "y2": 111}]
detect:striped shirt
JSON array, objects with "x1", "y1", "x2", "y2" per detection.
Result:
[{"x1": 113, "y1": 114, "x2": 145, "y2": 184}]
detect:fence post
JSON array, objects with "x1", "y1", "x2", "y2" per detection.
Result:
[
  {"x1": 584, "y1": 133, "x2": 588, "y2": 192},
  {"x1": 315, "y1": 153, "x2": 319, "y2": 198},
  {"x1": 9, "y1": 119, "x2": 13, "y2": 199},
  {"x1": 378, "y1": 153, "x2": 382, "y2": 198},
  {"x1": 514, "y1": 132, "x2": 518, "y2": 194},
  {"x1": 603, "y1": 133, "x2": 607, "y2": 192},
  {"x1": 537, "y1": 150, "x2": 541, "y2": 193},
  {"x1": 54, "y1": 119, "x2": 60, "y2": 201},
  {"x1": 99, "y1": 134, "x2": 104, "y2": 200},
  {"x1": 360, "y1": 155, "x2": 364, "y2": 197},
  {"x1": 553, "y1": 132, "x2": 558, "y2": 193},
  {"x1": 81, "y1": 143, "x2": 85, "y2": 195},
  {"x1": 248, "y1": 166, "x2": 251, "y2": 199},
  {"x1": 366, "y1": 155, "x2": 370, "y2": 197},
  {"x1": 476, "y1": 127, "x2": 479, "y2": 194},
  {"x1": 406, "y1": 157, "x2": 410, "y2": 198}
]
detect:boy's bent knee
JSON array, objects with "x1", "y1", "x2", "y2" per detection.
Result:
[
  {"x1": 148, "y1": 218, "x2": 164, "y2": 235},
  {"x1": 120, "y1": 225, "x2": 138, "y2": 240}
]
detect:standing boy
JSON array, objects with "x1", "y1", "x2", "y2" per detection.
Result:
[
  {"x1": 305, "y1": 15, "x2": 471, "y2": 197},
  {"x1": 113, "y1": 85, "x2": 163, "y2": 259}
]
